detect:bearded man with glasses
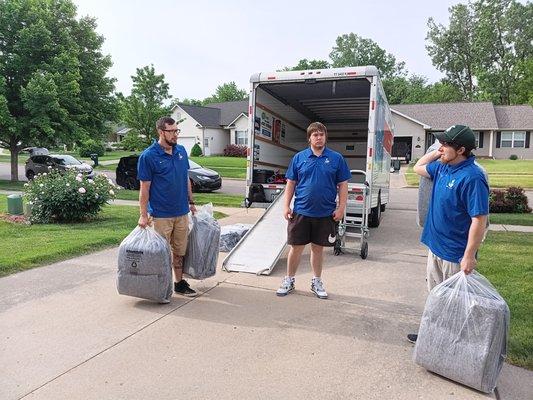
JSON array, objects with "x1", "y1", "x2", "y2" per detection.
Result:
[{"x1": 137, "y1": 116, "x2": 198, "y2": 298}]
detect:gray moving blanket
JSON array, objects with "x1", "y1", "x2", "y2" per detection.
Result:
[
  {"x1": 219, "y1": 223, "x2": 252, "y2": 252},
  {"x1": 413, "y1": 271, "x2": 509, "y2": 393},
  {"x1": 117, "y1": 226, "x2": 173, "y2": 303},
  {"x1": 183, "y1": 205, "x2": 221, "y2": 280},
  {"x1": 417, "y1": 140, "x2": 490, "y2": 229}
]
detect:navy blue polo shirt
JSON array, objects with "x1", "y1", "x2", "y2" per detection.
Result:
[
  {"x1": 286, "y1": 147, "x2": 352, "y2": 218},
  {"x1": 137, "y1": 141, "x2": 190, "y2": 218},
  {"x1": 421, "y1": 156, "x2": 489, "y2": 263}
]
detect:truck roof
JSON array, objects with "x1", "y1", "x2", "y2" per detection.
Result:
[{"x1": 250, "y1": 66, "x2": 380, "y2": 83}]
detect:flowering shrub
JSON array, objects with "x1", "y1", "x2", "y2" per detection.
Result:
[
  {"x1": 223, "y1": 144, "x2": 247, "y2": 157},
  {"x1": 489, "y1": 186, "x2": 531, "y2": 213},
  {"x1": 24, "y1": 170, "x2": 118, "y2": 223}
]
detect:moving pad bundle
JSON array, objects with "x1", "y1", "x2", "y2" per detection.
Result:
[
  {"x1": 183, "y1": 204, "x2": 221, "y2": 280},
  {"x1": 219, "y1": 223, "x2": 252, "y2": 252},
  {"x1": 117, "y1": 226, "x2": 173, "y2": 303},
  {"x1": 413, "y1": 271, "x2": 509, "y2": 393}
]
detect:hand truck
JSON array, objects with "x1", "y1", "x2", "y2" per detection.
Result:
[{"x1": 334, "y1": 170, "x2": 370, "y2": 259}]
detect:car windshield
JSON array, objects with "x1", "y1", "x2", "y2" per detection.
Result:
[
  {"x1": 189, "y1": 160, "x2": 202, "y2": 170},
  {"x1": 52, "y1": 155, "x2": 82, "y2": 166}
]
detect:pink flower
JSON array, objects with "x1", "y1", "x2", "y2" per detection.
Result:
[{"x1": 78, "y1": 187, "x2": 86, "y2": 194}]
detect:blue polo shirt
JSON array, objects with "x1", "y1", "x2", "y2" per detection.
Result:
[
  {"x1": 421, "y1": 156, "x2": 489, "y2": 263},
  {"x1": 137, "y1": 141, "x2": 190, "y2": 218},
  {"x1": 286, "y1": 147, "x2": 352, "y2": 218}
]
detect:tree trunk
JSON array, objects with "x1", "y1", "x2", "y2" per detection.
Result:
[{"x1": 9, "y1": 143, "x2": 19, "y2": 182}]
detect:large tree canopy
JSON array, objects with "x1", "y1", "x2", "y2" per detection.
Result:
[
  {"x1": 203, "y1": 82, "x2": 247, "y2": 104},
  {"x1": 0, "y1": 0, "x2": 116, "y2": 181},
  {"x1": 426, "y1": 0, "x2": 533, "y2": 104}
]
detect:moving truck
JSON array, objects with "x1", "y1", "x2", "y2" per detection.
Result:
[{"x1": 246, "y1": 65, "x2": 394, "y2": 227}]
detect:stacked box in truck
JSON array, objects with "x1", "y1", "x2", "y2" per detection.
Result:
[{"x1": 246, "y1": 65, "x2": 394, "y2": 228}]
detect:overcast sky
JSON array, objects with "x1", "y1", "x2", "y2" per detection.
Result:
[{"x1": 73, "y1": 0, "x2": 463, "y2": 100}]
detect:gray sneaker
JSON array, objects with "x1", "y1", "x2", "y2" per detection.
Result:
[
  {"x1": 311, "y1": 277, "x2": 328, "y2": 299},
  {"x1": 276, "y1": 276, "x2": 295, "y2": 296}
]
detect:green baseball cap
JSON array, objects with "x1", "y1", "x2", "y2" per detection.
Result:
[{"x1": 433, "y1": 125, "x2": 476, "y2": 150}]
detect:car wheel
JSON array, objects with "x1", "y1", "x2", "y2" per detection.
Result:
[
  {"x1": 190, "y1": 179, "x2": 197, "y2": 193},
  {"x1": 125, "y1": 177, "x2": 137, "y2": 190},
  {"x1": 26, "y1": 170, "x2": 35, "y2": 180}
]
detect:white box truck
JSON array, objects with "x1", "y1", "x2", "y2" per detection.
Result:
[{"x1": 246, "y1": 65, "x2": 394, "y2": 228}]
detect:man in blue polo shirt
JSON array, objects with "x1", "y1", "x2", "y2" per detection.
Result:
[
  {"x1": 138, "y1": 116, "x2": 197, "y2": 298},
  {"x1": 276, "y1": 122, "x2": 352, "y2": 299},
  {"x1": 407, "y1": 124, "x2": 489, "y2": 343}
]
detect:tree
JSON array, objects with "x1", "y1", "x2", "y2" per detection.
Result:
[
  {"x1": 329, "y1": 33, "x2": 406, "y2": 79},
  {"x1": 426, "y1": 4, "x2": 477, "y2": 100},
  {"x1": 0, "y1": 0, "x2": 116, "y2": 181},
  {"x1": 281, "y1": 59, "x2": 330, "y2": 71},
  {"x1": 426, "y1": 0, "x2": 533, "y2": 105},
  {"x1": 203, "y1": 82, "x2": 247, "y2": 104},
  {"x1": 122, "y1": 65, "x2": 172, "y2": 144}
]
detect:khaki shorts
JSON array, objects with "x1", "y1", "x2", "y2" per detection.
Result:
[
  {"x1": 153, "y1": 215, "x2": 189, "y2": 256},
  {"x1": 426, "y1": 249, "x2": 461, "y2": 291}
]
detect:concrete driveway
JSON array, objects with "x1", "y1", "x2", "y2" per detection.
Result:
[{"x1": 0, "y1": 205, "x2": 531, "y2": 400}]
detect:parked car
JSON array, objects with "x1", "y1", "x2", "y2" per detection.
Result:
[
  {"x1": 25, "y1": 154, "x2": 95, "y2": 180},
  {"x1": 115, "y1": 155, "x2": 222, "y2": 192}
]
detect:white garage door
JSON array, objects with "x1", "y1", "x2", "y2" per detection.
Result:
[{"x1": 179, "y1": 137, "x2": 196, "y2": 155}]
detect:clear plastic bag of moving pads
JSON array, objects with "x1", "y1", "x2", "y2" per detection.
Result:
[
  {"x1": 413, "y1": 271, "x2": 509, "y2": 393},
  {"x1": 117, "y1": 226, "x2": 173, "y2": 303},
  {"x1": 183, "y1": 203, "x2": 221, "y2": 280}
]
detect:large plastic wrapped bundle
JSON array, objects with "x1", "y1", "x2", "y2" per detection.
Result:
[
  {"x1": 183, "y1": 204, "x2": 221, "y2": 279},
  {"x1": 117, "y1": 226, "x2": 173, "y2": 303},
  {"x1": 413, "y1": 271, "x2": 509, "y2": 393},
  {"x1": 417, "y1": 140, "x2": 489, "y2": 229},
  {"x1": 219, "y1": 223, "x2": 252, "y2": 252}
]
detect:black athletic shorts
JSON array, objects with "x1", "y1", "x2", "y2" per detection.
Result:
[{"x1": 287, "y1": 213, "x2": 337, "y2": 247}]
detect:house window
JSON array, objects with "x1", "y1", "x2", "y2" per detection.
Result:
[
  {"x1": 501, "y1": 131, "x2": 525, "y2": 148},
  {"x1": 204, "y1": 138, "x2": 209, "y2": 148},
  {"x1": 474, "y1": 131, "x2": 479, "y2": 148},
  {"x1": 235, "y1": 130, "x2": 248, "y2": 145}
]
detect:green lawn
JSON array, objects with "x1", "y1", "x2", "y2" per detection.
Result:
[
  {"x1": 477, "y1": 231, "x2": 533, "y2": 369},
  {"x1": 0, "y1": 194, "x2": 226, "y2": 276},
  {"x1": 0, "y1": 180, "x2": 26, "y2": 191},
  {"x1": 115, "y1": 189, "x2": 243, "y2": 207},
  {"x1": 405, "y1": 160, "x2": 533, "y2": 188},
  {"x1": 490, "y1": 213, "x2": 533, "y2": 226},
  {"x1": 191, "y1": 156, "x2": 246, "y2": 179}
]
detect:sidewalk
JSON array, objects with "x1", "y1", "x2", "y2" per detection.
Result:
[{"x1": 1, "y1": 208, "x2": 531, "y2": 399}]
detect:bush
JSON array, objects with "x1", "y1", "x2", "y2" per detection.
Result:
[
  {"x1": 24, "y1": 170, "x2": 118, "y2": 223},
  {"x1": 78, "y1": 139, "x2": 105, "y2": 158},
  {"x1": 190, "y1": 143, "x2": 203, "y2": 157},
  {"x1": 489, "y1": 186, "x2": 531, "y2": 214},
  {"x1": 223, "y1": 144, "x2": 247, "y2": 157},
  {"x1": 120, "y1": 132, "x2": 147, "y2": 152},
  {"x1": 509, "y1": 154, "x2": 518, "y2": 160}
]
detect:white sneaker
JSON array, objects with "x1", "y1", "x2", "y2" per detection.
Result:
[
  {"x1": 311, "y1": 277, "x2": 328, "y2": 299},
  {"x1": 276, "y1": 276, "x2": 295, "y2": 296}
]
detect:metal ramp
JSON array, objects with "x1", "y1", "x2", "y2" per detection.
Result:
[{"x1": 222, "y1": 189, "x2": 288, "y2": 275}]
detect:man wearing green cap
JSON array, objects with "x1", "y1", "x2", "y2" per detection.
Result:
[{"x1": 407, "y1": 125, "x2": 489, "y2": 344}]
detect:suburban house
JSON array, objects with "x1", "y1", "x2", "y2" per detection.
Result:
[
  {"x1": 170, "y1": 100, "x2": 248, "y2": 156},
  {"x1": 110, "y1": 100, "x2": 532, "y2": 160},
  {"x1": 391, "y1": 102, "x2": 533, "y2": 160}
]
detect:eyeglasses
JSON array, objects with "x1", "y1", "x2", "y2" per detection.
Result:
[{"x1": 161, "y1": 128, "x2": 180, "y2": 135}]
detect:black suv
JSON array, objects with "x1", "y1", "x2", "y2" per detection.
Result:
[
  {"x1": 116, "y1": 155, "x2": 222, "y2": 192},
  {"x1": 25, "y1": 154, "x2": 95, "y2": 180}
]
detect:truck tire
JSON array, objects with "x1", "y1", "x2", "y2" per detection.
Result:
[{"x1": 369, "y1": 193, "x2": 381, "y2": 228}]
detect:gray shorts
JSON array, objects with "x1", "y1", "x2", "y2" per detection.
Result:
[{"x1": 426, "y1": 250, "x2": 461, "y2": 291}]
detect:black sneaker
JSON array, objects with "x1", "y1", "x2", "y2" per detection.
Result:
[
  {"x1": 174, "y1": 280, "x2": 197, "y2": 297},
  {"x1": 407, "y1": 334, "x2": 418, "y2": 344}
]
